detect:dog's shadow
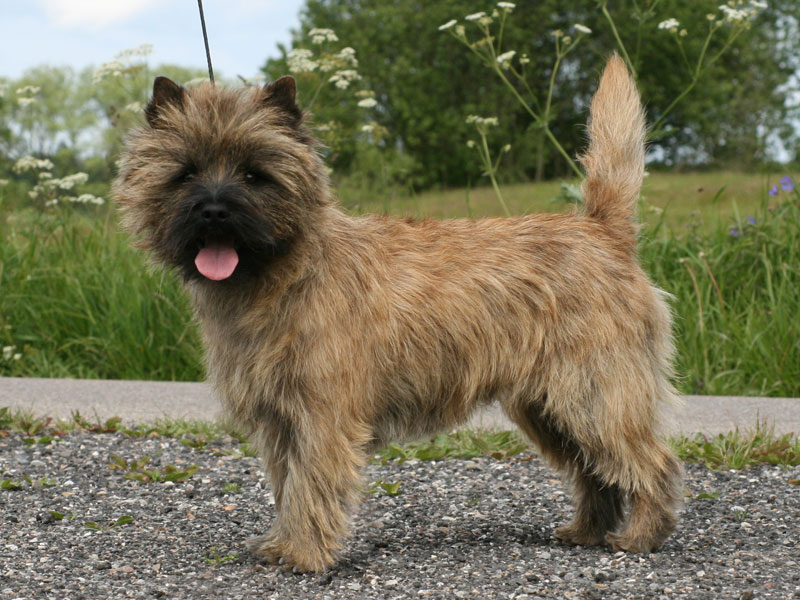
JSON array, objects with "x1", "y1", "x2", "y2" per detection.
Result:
[{"x1": 337, "y1": 514, "x2": 556, "y2": 574}]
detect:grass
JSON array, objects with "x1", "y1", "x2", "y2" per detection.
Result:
[
  {"x1": 340, "y1": 170, "x2": 774, "y2": 230},
  {"x1": 0, "y1": 206, "x2": 203, "y2": 380},
  {"x1": 1, "y1": 170, "x2": 799, "y2": 396},
  {"x1": 1, "y1": 406, "x2": 798, "y2": 472}
]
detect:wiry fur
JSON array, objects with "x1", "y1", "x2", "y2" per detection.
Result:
[{"x1": 114, "y1": 56, "x2": 683, "y2": 573}]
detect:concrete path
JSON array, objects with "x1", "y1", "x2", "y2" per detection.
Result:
[{"x1": 1, "y1": 376, "x2": 799, "y2": 435}]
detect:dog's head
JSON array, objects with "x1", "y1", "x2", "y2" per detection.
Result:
[{"x1": 113, "y1": 76, "x2": 329, "y2": 283}]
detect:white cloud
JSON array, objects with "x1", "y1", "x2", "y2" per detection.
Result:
[{"x1": 39, "y1": 0, "x2": 162, "y2": 29}]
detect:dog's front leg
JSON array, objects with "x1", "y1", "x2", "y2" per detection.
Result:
[{"x1": 248, "y1": 408, "x2": 369, "y2": 573}]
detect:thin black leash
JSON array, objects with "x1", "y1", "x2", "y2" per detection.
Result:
[{"x1": 197, "y1": 0, "x2": 214, "y2": 83}]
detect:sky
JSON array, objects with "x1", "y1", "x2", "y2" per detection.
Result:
[{"x1": 0, "y1": 0, "x2": 306, "y2": 81}]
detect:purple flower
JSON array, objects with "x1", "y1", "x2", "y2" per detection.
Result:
[
  {"x1": 768, "y1": 184, "x2": 779, "y2": 196},
  {"x1": 729, "y1": 228, "x2": 740, "y2": 237},
  {"x1": 746, "y1": 216, "x2": 756, "y2": 225},
  {"x1": 780, "y1": 176, "x2": 794, "y2": 191}
]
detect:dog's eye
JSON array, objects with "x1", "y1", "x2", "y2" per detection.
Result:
[
  {"x1": 175, "y1": 168, "x2": 196, "y2": 185},
  {"x1": 244, "y1": 170, "x2": 272, "y2": 185}
]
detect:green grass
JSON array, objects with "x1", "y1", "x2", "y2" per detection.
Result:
[
  {"x1": 339, "y1": 171, "x2": 774, "y2": 230},
  {"x1": 2, "y1": 407, "x2": 798, "y2": 472},
  {"x1": 673, "y1": 422, "x2": 800, "y2": 470},
  {"x1": 1, "y1": 170, "x2": 798, "y2": 396},
  {"x1": 0, "y1": 206, "x2": 203, "y2": 380}
]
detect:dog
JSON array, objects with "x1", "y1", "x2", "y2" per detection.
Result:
[{"x1": 113, "y1": 54, "x2": 683, "y2": 572}]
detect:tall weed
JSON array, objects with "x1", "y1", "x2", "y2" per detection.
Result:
[{"x1": 0, "y1": 206, "x2": 202, "y2": 380}]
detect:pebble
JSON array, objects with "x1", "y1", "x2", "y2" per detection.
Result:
[{"x1": 0, "y1": 431, "x2": 798, "y2": 599}]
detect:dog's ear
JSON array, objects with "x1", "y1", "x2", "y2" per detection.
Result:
[
  {"x1": 262, "y1": 76, "x2": 303, "y2": 127},
  {"x1": 145, "y1": 76, "x2": 186, "y2": 128}
]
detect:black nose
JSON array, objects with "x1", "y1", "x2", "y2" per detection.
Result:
[{"x1": 200, "y1": 203, "x2": 229, "y2": 223}]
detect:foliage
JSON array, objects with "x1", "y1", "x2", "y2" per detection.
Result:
[
  {"x1": 271, "y1": 0, "x2": 799, "y2": 187},
  {"x1": 0, "y1": 48, "x2": 208, "y2": 185},
  {"x1": 0, "y1": 204, "x2": 204, "y2": 380},
  {"x1": 3, "y1": 171, "x2": 798, "y2": 397},
  {"x1": 3, "y1": 406, "x2": 799, "y2": 471},
  {"x1": 641, "y1": 175, "x2": 800, "y2": 396},
  {"x1": 674, "y1": 422, "x2": 800, "y2": 469}
]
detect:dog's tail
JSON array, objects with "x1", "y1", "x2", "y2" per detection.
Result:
[{"x1": 580, "y1": 54, "x2": 645, "y2": 239}]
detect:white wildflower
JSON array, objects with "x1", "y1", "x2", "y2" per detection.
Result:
[
  {"x1": 44, "y1": 199, "x2": 58, "y2": 207},
  {"x1": 718, "y1": 5, "x2": 749, "y2": 22},
  {"x1": 0, "y1": 179, "x2": 8, "y2": 186},
  {"x1": 115, "y1": 44, "x2": 153, "y2": 60},
  {"x1": 466, "y1": 115, "x2": 499, "y2": 127},
  {"x1": 73, "y1": 193, "x2": 104, "y2": 205},
  {"x1": 562, "y1": 36, "x2": 572, "y2": 44},
  {"x1": 680, "y1": 28, "x2": 688, "y2": 36},
  {"x1": 552, "y1": 29, "x2": 564, "y2": 39},
  {"x1": 309, "y1": 28, "x2": 338, "y2": 44},
  {"x1": 465, "y1": 12, "x2": 486, "y2": 21},
  {"x1": 124, "y1": 102, "x2": 143, "y2": 112},
  {"x1": 318, "y1": 56, "x2": 337, "y2": 73},
  {"x1": 658, "y1": 18, "x2": 680, "y2": 32},
  {"x1": 16, "y1": 85, "x2": 41, "y2": 95},
  {"x1": 337, "y1": 47, "x2": 358, "y2": 67},
  {"x1": 92, "y1": 60, "x2": 124, "y2": 84},
  {"x1": 574, "y1": 24, "x2": 592, "y2": 34},
  {"x1": 55, "y1": 173, "x2": 89, "y2": 190},
  {"x1": 497, "y1": 2, "x2": 516, "y2": 11},
  {"x1": 2, "y1": 346, "x2": 15, "y2": 360},
  {"x1": 17, "y1": 97, "x2": 36, "y2": 107},
  {"x1": 287, "y1": 48, "x2": 319, "y2": 74},
  {"x1": 13, "y1": 156, "x2": 54, "y2": 173},
  {"x1": 519, "y1": 54, "x2": 530, "y2": 65},
  {"x1": 502, "y1": 144, "x2": 511, "y2": 153},
  {"x1": 749, "y1": 0, "x2": 767, "y2": 8},
  {"x1": 357, "y1": 97, "x2": 378, "y2": 108},
  {"x1": 496, "y1": 50, "x2": 516, "y2": 69},
  {"x1": 361, "y1": 123, "x2": 376, "y2": 134},
  {"x1": 466, "y1": 140, "x2": 476, "y2": 148},
  {"x1": 438, "y1": 19, "x2": 458, "y2": 31},
  {"x1": 13, "y1": 353, "x2": 21, "y2": 361},
  {"x1": 328, "y1": 69, "x2": 361, "y2": 90}
]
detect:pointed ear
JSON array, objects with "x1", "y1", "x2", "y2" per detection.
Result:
[
  {"x1": 145, "y1": 76, "x2": 185, "y2": 128},
  {"x1": 262, "y1": 76, "x2": 303, "y2": 126}
]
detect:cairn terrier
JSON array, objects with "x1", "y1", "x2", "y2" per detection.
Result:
[{"x1": 113, "y1": 55, "x2": 683, "y2": 573}]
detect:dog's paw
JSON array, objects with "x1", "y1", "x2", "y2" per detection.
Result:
[
  {"x1": 247, "y1": 533, "x2": 281, "y2": 562},
  {"x1": 554, "y1": 524, "x2": 606, "y2": 547},
  {"x1": 246, "y1": 533, "x2": 332, "y2": 573},
  {"x1": 604, "y1": 532, "x2": 658, "y2": 554}
]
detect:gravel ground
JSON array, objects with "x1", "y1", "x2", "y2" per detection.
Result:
[{"x1": 1, "y1": 431, "x2": 799, "y2": 599}]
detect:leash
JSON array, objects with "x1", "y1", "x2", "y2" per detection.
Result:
[{"x1": 197, "y1": 0, "x2": 214, "y2": 83}]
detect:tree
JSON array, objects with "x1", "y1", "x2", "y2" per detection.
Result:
[{"x1": 264, "y1": 0, "x2": 799, "y2": 188}]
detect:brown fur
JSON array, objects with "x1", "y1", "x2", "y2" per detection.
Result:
[{"x1": 113, "y1": 56, "x2": 683, "y2": 573}]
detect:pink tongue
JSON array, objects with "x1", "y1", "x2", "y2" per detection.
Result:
[{"x1": 195, "y1": 246, "x2": 239, "y2": 280}]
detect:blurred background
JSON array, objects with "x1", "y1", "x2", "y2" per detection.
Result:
[{"x1": 1, "y1": 1, "x2": 798, "y2": 398}]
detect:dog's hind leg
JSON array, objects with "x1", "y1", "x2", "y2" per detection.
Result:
[{"x1": 505, "y1": 400, "x2": 626, "y2": 546}]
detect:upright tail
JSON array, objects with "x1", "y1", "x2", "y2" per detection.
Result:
[{"x1": 580, "y1": 54, "x2": 646, "y2": 239}]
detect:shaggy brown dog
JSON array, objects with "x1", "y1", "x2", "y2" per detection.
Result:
[{"x1": 113, "y1": 54, "x2": 683, "y2": 573}]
